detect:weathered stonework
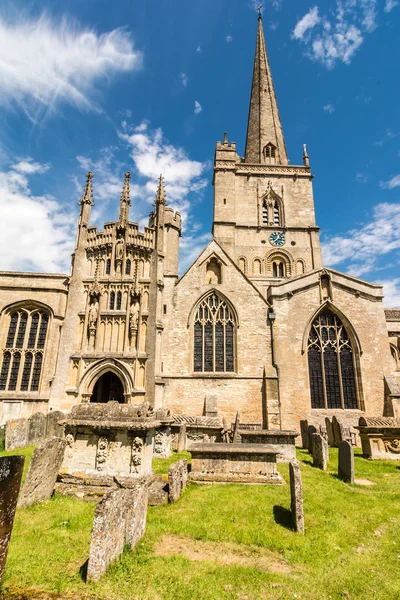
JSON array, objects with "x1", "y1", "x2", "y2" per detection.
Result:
[
  {"x1": 338, "y1": 440, "x2": 354, "y2": 483},
  {"x1": 18, "y1": 438, "x2": 67, "y2": 508},
  {"x1": 356, "y1": 416, "x2": 400, "y2": 460},
  {"x1": 168, "y1": 459, "x2": 188, "y2": 503},
  {"x1": 5, "y1": 418, "x2": 28, "y2": 450},
  {"x1": 0, "y1": 455, "x2": 25, "y2": 581},
  {"x1": 27, "y1": 412, "x2": 46, "y2": 445},
  {"x1": 87, "y1": 486, "x2": 148, "y2": 582},
  {"x1": 238, "y1": 429, "x2": 298, "y2": 462},
  {"x1": 45, "y1": 411, "x2": 65, "y2": 438},
  {"x1": 153, "y1": 425, "x2": 172, "y2": 458},
  {"x1": 289, "y1": 461, "x2": 305, "y2": 533},
  {"x1": 312, "y1": 433, "x2": 329, "y2": 471},
  {"x1": 189, "y1": 443, "x2": 283, "y2": 484}
]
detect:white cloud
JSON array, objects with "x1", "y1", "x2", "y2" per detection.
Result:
[
  {"x1": 226, "y1": 35, "x2": 233, "y2": 43},
  {"x1": 194, "y1": 101, "x2": 203, "y2": 115},
  {"x1": 322, "y1": 202, "x2": 400, "y2": 278},
  {"x1": 378, "y1": 278, "x2": 400, "y2": 307},
  {"x1": 375, "y1": 129, "x2": 398, "y2": 146},
  {"x1": 0, "y1": 14, "x2": 142, "y2": 122},
  {"x1": 380, "y1": 175, "x2": 400, "y2": 189},
  {"x1": 196, "y1": 43, "x2": 202, "y2": 53},
  {"x1": 269, "y1": 21, "x2": 280, "y2": 31},
  {"x1": 179, "y1": 73, "x2": 189, "y2": 87},
  {"x1": 292, "y1": 1, "x2": 382, "y2": 69},
  {"x1": 292, "y1": 6, "x2": 320, "y2": 40},
  {"x1": 0, "y1": 159, "x2": 74, "y2": 272},
  {"x1": 356, "y1": 172, "x2": 368, "y2": 183},
  {"x1": 323, "y1": 103, "x2": 335, "y2": 113},
  {"x1": 385, "y1": 0, "x2": 399, "y2": 12}
]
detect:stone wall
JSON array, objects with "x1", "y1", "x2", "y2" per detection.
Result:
[{"x1": 5, "y1": 411, "x2": 65, "y2": 450}]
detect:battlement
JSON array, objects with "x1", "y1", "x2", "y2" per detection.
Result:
[
  {"x1": 86, "y1": 221, "x2": 154, "y2": 250},
  {"x1": 164, "y1": 208, "x2": 182, "y2": 229}
]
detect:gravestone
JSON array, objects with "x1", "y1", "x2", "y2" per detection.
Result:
[
  {"x1": 332, "y1": 416, "x2": 343, "y2": 447},
  {"x1": 312, "y1": 433, "x2": 329, "y2": 470},
  {"x1": 307, "y1": 425, "x2": 317, "y2": 454},
  {"x1": 0, "y1": 455, "x2": 25, "y2": 581},
  {"x1": 325, "y1": 417, "x2": 335, "y2": 446},
  {"x1": 153, "y1": 426, "x2": 171, "y2": 458},
  {"x1": 5, "y1": 418, "x2": 28, "y2": 450},
  {"x1": 289, "y1": 461, "x2": 304, "y2": 534},
  {"x1": 168, "y1": 459, "x2": 188, "y2": 503},
  {"x1": 177, "y1": 423, "x2": 187, "y2": 451},
  {"x1": 338, "y1": 440, "x2": 354, "y2": 483},
  {"x1": 87, "y1": 486, "x2": 148, "y2": 582},
  {"x1": 45, "y1": 411, "x2": 65, "y2": 439},
  {"x1": 204, "y1": 393, "x2": 218, "y2": 417},
  {"x1": 27, "y1": 412, "x2": 46, "y2": 445},
  {"x1": 300, "y1": 420, "x2": 309, "y2": 449},
  {"x1": 232, "y1": 410, "x2": 241, "y2": 443},
  {"x1": 18, "y1": 438, "x2": 67, "y2": 508}
]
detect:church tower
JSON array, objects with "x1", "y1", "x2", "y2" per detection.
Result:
[{"x1": 212, "y1": 14, "x2": 322, "y2": 295}]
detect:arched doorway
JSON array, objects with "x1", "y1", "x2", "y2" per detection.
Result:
[{"x1": 90, "y1": 372, "x2": 125, "y2": 403}]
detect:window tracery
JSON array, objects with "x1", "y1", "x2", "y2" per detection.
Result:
[
  {"x1": 193, "y1": 293, "x2": 236, "y2": 373},
  {"x1": 125, "y1": 259, "x2": 131, "y2": 275},
  {"x1": 0, "y1": 308, "x2": 49, "y2": 392},
  {"x1": 105, "y1": 259, "x2": 111, "y2": 275},
  {"x1": 307, "y1": 310, "x2": 358, "y2": 410},
  {"x1": 109, "y1": 291, "x2": 115, "y2": 310}
]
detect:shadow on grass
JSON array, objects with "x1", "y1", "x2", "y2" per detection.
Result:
[
  {"x1": 79, "y1": 558, "x2": 88, "y2": 582},
  {"x1": 273, "y1": 505, "x2": 294, "y2": 531}
]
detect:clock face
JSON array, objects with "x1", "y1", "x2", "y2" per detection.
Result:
[{"x1": 269, "y1": 232, "x2": 285, "y2": 247}]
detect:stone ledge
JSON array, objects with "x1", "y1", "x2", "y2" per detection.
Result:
[{"x1": 189, "y1": 472, "x2": 284, "y2": 485}]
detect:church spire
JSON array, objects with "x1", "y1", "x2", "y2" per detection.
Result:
[
  {"x1": 118, "y1": 171, "x2": 131, "y2": 229},
  {"x1": 244, "y1": 14, "x2": 288, "y2": 165},
  {"x1": 79, "y1": 171, "x2": 94, "y2": 206}
]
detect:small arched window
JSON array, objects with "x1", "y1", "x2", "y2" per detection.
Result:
[
  {"x1": 238, "y1": 257, "x2": 247, "y2": 273},
  {"x1": 116, "y1": 291, "x2": 122, "y2": 310},
  {"x1": 125, "y1": 259, "x2": 131, "y2": 275},
  {"x1": 193, "y1": 293, "x2": 236, "y2": 373},
  {"x1": 273, "y1": 201, "x2": 280, "y2": 226},
  {"x1": 105, "y1": 259, "x2": 111, "y2": 275},
  {"x1": 264, "y1": 143, "x2": 276, "y2": 161},
  {"x1": 109, "y1": 291, "x2": 115, "y2": 310},
  {"x1": 308, "y1": 310, "x2": 358, "y2": 410},
  {"x1": 0, "y1": 308, "x2": 49, "y2": 392},
  {"x1": 272, "y1": 260, "x2": 285, "y2": 278},
  {"x1": 253, "y1": 258, "x2": 262, "y2": 275}
]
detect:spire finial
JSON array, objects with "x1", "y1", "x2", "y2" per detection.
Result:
[
  {"x1": 223, "y1": 132, "x2": 228, "y2": 145},
  {"x1": 118, "y1": 171, "x2": 131, "y2": 229},
  {"x1": 303, "y1": 144, "x2": 310, "y2": 167},
  {"x1": 256, "y1": 4, "x2": 263, "y2": 19},
  {"x1": 156, "y1": 174, "x2": 166, "y2": 204},
  {"x1": 79, "y1": 171, "x2": 94, "y2": 206}
]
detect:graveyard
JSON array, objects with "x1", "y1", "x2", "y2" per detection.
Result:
[{"x1": 1, "y1": 443, "x2": 400, "y2": 600}]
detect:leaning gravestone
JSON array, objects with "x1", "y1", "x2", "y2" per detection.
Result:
[
  {"x1": 325, "y1": 417, "x2": 335, "y2": 446},
  {"x1": 87, "y1": 486, "x2": 148, "y2": 582},
  {"x1": 5, "y1": 418, "x2": 28, "y2": 450},
  {"x1": 332, "y1": 416, "x2": 343, "y2": 447},
  {"x1": 168, "y1": 459, "x2": 188, "y2": 503},
  {"x1": 45, "y1": 411, "x2": 65, "y2": 439},
  {"x1": 177, "y1": 423, "x2": 187, "y2": 451},
  {"x1": 18, "y1": 438, "x2": 67, "y2": 508},
  {"x1": 312, "y1": 433, "x2": 329, "y2": 470},
  {"x1": 300, "y1": 420, "x2": 309, "y2": 449},
  {"x1": 232, "y1": 410, "x2": 241, "y2": 443},
  {"x1": 204, "y1": 393, "x2": 218, "y2": 418},
  {"x1": 27, "y1": 412, "x2": 46, "y2": 445},
  {"x1": 338, "y1": 440, "x2": 354, "y2": 483},
  {"x1": 307, "y1": 425, "x2": 317, "y2": 454},
  {"x1": 289, "y1": 461, "x2": 305, "y2": 534},
  {"x1": 0, "y1": 455, "x2": 25, "y2": 581}
]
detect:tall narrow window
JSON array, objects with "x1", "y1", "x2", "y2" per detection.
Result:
[
  {"x1": 116, "y1": 291, "x2": 122, "y2": 310},
  {"x1": 262, "y1": 205, "x2": 268, "y2": 224},
  {"x1": 193, "y1": 293, "x2": 236, "y2": 373},
  {"x1": 105, "y1": 258, "x2": 111, "y2": 275},
  {"x1": 125, "y1": 259, "x2": 131, "y2": 275},
  {"x1": 273, "y1": 201, "x2": 280, "y2": 225},
  {"x1": 272, "y1": 260, "x2": 285, "y2": 277},
  {"x1": 0, "y1": 309, "x2": 50, "y2": 392},
  {"x1": 307, "y1": 310, "x2": 358, "y2": 410},
  {"x1": 109, "y1": 291, "x2": 115, "y2": 310}
]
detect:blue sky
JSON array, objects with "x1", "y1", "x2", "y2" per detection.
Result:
[{"x1": 0, "y1": 0, "x2": 399, "y2": 305}]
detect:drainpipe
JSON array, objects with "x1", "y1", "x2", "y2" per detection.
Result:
[{"x1": 268, "y1": 307, "x2": 282, "y2": 430}]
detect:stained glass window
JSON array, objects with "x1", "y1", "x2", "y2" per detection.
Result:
[
  {"x1": 27, "y1": 313, "x2": 39, "y2": 348},
  {"x1": 193, "y1": 293, "x2": 236, "y2": 372},
  {"x1": 307, "y1": 310, "x2": 358, "y2": 410},
  {"x1": 21, "y1": 352, "x2": 33, "y2": 391},
  {"x1": 0, "y1": 352, "x2": 11, "y2": 390},
  {"x1": 31, "y1": 353, "x2": 43, "y2": 391},
  {"x1": 6, "y1": 313, "x2": 18, "y2": 348}
]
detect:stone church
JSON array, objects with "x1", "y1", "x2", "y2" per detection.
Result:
[{"x1": 0, "y1": 15, "x2": 399, "y2": 432}]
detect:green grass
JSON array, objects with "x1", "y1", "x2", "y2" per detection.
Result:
[{"x1": 1, "y1": 447, "x2": 400, "y2": 600}]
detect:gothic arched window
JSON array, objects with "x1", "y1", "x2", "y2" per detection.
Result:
[
  {"x1": 125, "y1": 259, "x2": 131, "y2": 275},
  {"x1": 116, "y1": 291, "x2": 122, "y2": 310},
  {"x1": 193, "y1": 293, "x2": 236, "y2": 373},
  {"x1": 264, "y1": 143, "x2": 276, "y2": 163},
  {"x1": 307, "y1": 310, "x2": 358, "y2": 410},
  {"x1": 105, "y1": 258, "x2": 111, "y2": 275},
  {"x1": 0, "y1": 308, "x2": 49, "y2": 392},
  {"x1": 109, "y1": 291, "x2": 115, "y2": 310},
  {"x1": 273, "y1": 201, "x2": 280, "y2": 225}
]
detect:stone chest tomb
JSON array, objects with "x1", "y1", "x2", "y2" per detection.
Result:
[
  {"x1": 56, "y1": 402, "x2": 160, "y2": 497},
  {"x1": 356, "y1": 416, "x2": 400, "y2": 460}
]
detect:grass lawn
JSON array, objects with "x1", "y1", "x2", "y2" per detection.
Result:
[{"x1": 1, "y1": 447, "x2": 400, "y2": 600}]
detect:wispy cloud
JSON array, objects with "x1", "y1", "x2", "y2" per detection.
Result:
[
  {"x1": 323, "y1": 103, "x2": 335, "y2": 113},
  {"x1": 226, "y1": 35, "x2": 233, "y2": 43},
  {"x1": 179, "y1": 73, "x2": 189, "y2": 87},
  {"x1": 377, "y1": 278, "x2": 400, "y2": 307},
  {"x1": 380, "y1": 175, "x2": 400, "y2": 189},
  {"x1": 385, "y1": 0, "x2": 399, "y2": 13},
  {"x1": 0, "y1": 14, "x2": 142, "y2": 122},
  {"x1": 292, "y1": 1, "x2": 381, "y2": 69},
  {"x1": 322, "y1": 202, "x2": 400, "y2": 278},
  {"x1": 356, "y1": 172, "x2": 368, "y2": 184},
  {"x1": 0, "y1": 159, "x2": 74, "y2": 272},
  {"x1": 194, "y1": 101, "x2": 203, "y2": 115},
  {"x1": 375, "y1": 129, "x2": 398, "y2": 146},
  {"x1": 196, "y1": 43, "x2": 202, "y2": 53}
]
